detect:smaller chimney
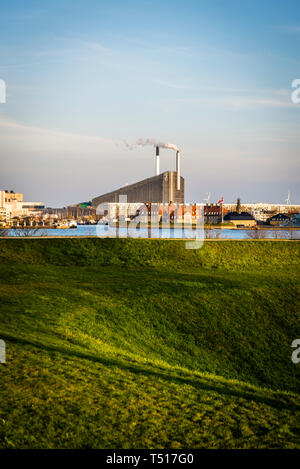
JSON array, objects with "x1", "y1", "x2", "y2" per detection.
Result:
[
  {"x1": 176, "y1": 151, "x2": 181, "y2": 190},
  {"x1": 155, "y1": 146, "x2": 160, "y2": 175}
]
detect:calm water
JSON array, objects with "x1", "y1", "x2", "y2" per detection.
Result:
[{"x1": 7, "y1": 225, "x2": 300, "y2": 239}]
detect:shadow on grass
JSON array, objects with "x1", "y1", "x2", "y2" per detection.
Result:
[{"x1": 2, "y1": 332, "x2": 299, "y2": 412}]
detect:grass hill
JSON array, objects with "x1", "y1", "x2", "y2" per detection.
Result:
[{"x1": 0, "y1": 238, "x2": 299, "y2": 448}]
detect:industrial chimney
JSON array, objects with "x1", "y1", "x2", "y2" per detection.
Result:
[
  {"x1": 176, "y1": 151, "x2": 181, "y2": 190},
  {"x1": 155, "y1": 146, "x2": 160, "y2": 175}
]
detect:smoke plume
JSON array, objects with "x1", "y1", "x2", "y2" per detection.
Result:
[{"x1": 125, "y1": 138, "x2": 180, "y2": 152}]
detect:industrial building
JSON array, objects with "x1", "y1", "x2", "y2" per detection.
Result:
[
  {"x1": 92, "y1": 171, "x2": 184, "y2": 207},
  {"x1": 92, "y1": 144, "x2": 184, "y2": 208}
]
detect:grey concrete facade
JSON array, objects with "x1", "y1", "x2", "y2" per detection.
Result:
[{"x1": 92, "y1": 171, "x2": 184, "y2": 207}]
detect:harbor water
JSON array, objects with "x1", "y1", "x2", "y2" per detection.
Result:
[{"x1": 6, "y1": 225, "x2": 300, "y2": 239}]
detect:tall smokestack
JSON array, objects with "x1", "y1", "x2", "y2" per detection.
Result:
[
  {"x1": 176, "y1": 151, "x2": 181, "y2": 190},
  {"x1": 155, "y1": 146, "x2": 160, "y2": 175}
]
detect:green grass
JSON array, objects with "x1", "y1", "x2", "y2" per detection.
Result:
[{"x1": 0, "y1": 239, "x2": 299, "y2": 448}]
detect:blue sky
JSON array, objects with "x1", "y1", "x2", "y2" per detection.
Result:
[{"x1": 0, "y1": 0, "x2": 299, "y2": 205}]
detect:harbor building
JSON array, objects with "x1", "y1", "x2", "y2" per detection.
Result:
[
  {"x1": 204, "y1": 204, "x2": 222, "y2": 224},
  {"x1": 0, "y1": 190, "x2": 45, "y2": 220},
  {"x1": 223, "y1": 198, "x2": 256, "y2": 227},
  {"x1": 268, "y1": 213, "x2": 290, "y2": 226}
]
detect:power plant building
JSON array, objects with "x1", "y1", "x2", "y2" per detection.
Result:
[
  {"x1": 92, "y1": 171, "x2": 184, "y2": 207},
  {"x1": 92, "y1": 143, "x2": 184, "y2": 207}
]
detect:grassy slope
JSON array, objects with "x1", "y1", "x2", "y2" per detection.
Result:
[{"x1": 0, "y1": 239, "x2": 299, "y2": 449}]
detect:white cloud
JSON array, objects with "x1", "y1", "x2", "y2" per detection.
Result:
[
  {"x1": 0, "y1": 117, "x2": 114, "y2": 145},
  {"x1": 155, "y1": 91, "x2": 295, "y2": 110}
]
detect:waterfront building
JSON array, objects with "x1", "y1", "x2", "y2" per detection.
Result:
[
  {"x1": 268, "y1": 213, "x2": 290, "y2": 226},
  {"x1": 223, "y1": 198, "x2": 256, "y2": 227},
  {"x1": 204, "y1": 204, "x2": 222, "y2": 224},
  {"x1": 0, "y1": 190, "x2": 45, "y2": 219}
]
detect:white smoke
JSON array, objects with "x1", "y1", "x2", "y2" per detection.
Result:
[{"x1": 125, "y1": 138, "x2": 180, "y2": 152}]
